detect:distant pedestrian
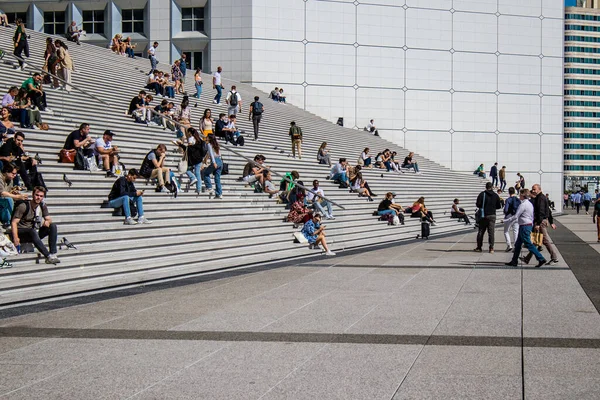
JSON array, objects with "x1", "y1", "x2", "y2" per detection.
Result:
[
  {"x1": 593, "y1": 199, "x2": 600, "y2": 243},
  {"x1": 573, "y1": 191, "x2": 582, "y2": 214},
  {"x1": 148, "y1": 41, "x2": 158, "y2": 75},
  {"x1": 490, "y1": 162, "x2": 498, "y2": 188},
  {"x1": 213, "y1": 66, "x2": 223, "y2": 104},
  {"x1": 474, "y1": 182, "x2": 502, "y2": 253},
  {"x1": 583, "y1": 191, "x2": 592, "y2": 214},
  {"x1": 499, "y1": 165, "x2": 507, "y2": 192},
  {"x1": 289, "y1": 121, "x2": 302, "y2": 159},
  {"x1": 249, "y1": 96, "x2": 263, "y2": 141}
]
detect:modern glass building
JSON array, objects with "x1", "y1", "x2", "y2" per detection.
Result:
[
  {"x1": 565, "y1": 0, "x2": 600, "y2": 190},
  {"x1": 0, "y1": 0, "x2": 566, "y2": 205}
]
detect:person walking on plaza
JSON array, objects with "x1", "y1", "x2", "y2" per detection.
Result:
[
  {"x1": 474, "y1": 182, "x2": 502, "y2": 253},
  {"x1": 148, "y1": 41, "x2": 158, "y2": 75},
  {"x1": 573, "y1": 190, "x2": 582, "y2": 214},
  {"x1": 593, "y1": 199, "x2": 600, "y2": 243},
  {"x1": 503, "y1": 187, "x2": 519, "y2": 252},
  {"x1": 504, "y1": 189, "x2": 547, "y2": 268},
  {"x1": 521, "y1": 184, "x2": 558, "y2": 266},
  {"x1": 289, "y1": 121, "x2": 302, "y2": 159},
  {"x1": 213, "y1": 66, "x2": 223, "y2": 105},
  {"x1": 490, "y1": 162, "x2": 499, "y2": 188},
  {"x1": 249, "y1": 96, "x2": 263, "y2": 141},
  {"x1": 499, "y1": 165, "x2": 507, "y2": 192},
  {"x1": 583, "y1": 190, "x2": 592, "y2": 215}
]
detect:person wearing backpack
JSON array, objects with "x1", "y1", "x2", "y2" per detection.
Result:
[
  {"x1": 249, "y1": 96, "x2": 264, "y2": 141},
  {"x1": 474, "y1": 182, "x2": 502, "y2": 253},
  {"x1": 225, "y1": 85, "x2": 241, "y2": 116},
  {"x1": 289, "y1": 121, "x2": 303, "y2": 159},
  {"x1": 503, "y1": 186, "x2": 519, "y2": 252},
  {"x1": 11, "y1": 186, "x2": 59, "y2": 265}
]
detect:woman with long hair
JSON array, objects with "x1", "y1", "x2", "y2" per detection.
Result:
[
  {"x1": 200, "y1": 108, "x2": 213, "y2": 137},
  {"x1": 13, "y1": 18, "x2": 29, "y2": 70},
  {"x1": 43, "y1": 37, "x2": 59, "y2": 88},
  {"x1": 171, "y1": 60, "x2": 183, "y2": 95},
  {"x1": 55, "y1": 40, "x2": 74, "y2": 93},
  {"x1": 360, "y1": 147, "x2": 372, "y2": 167},
  {"x1": 317, "y1": 142, "x2": 331, "y2": 166},
  {"x1": 194, "y1": 67, "x2": 203, "y2": 99},
  {"x1": 350, "y1": 172, "x2": 375, "y2": 201},
  {"x1": 411, "y1": 196, "x2": 436, "y2": 225},
  {"x1": 175, "y1": 97, "x2": 191, "y2": 136},
  {"x1": 202, "y1": 134, "x2": 223, "y2": 199}
]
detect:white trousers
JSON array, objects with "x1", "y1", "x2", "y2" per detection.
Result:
[{"x1": 504, "y1": 219, "x2": 519, "y2": 248}]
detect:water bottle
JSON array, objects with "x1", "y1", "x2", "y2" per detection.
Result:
[{"x1": 16, "y1": 244, "x2": 20, "y2": 253}]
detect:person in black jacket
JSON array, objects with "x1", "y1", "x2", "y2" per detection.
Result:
[
  {"x1": 107, "y1": 168, "x2": 151, "y2": 225},
  {"x1": 474, "y1": 182, "x2": 502, "y2": 253},
  {"x1": 522, "y1": 184, "x2": 558, "y2": 265},
  {"x1": 178, "y1": 129, "x2": 207, "y2": 193}
]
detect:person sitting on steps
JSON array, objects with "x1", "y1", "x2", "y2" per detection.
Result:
[
  {"x1": 306, "y1": 179, "x2": 335, "y2": 220},
  {"x1": 0, "y1": 163, "x2": 28, "y2": 224},
  {"x1": 317, "y1": 142, "x2": 331, "y2": 166},
  {"x1": 241, "y1": 154, "x2": 266, "y2": 189},
  {"x1": 329, "y1": 158, "x2": 350, "y2": 188},
  {"x1": 139, "y1": 144, "x2": 173, "y2": 193},
  {"x1": 92, "y1": 130, "x2": 120, "y2": 178},
  {"x1": 411, "y1": 197, "x2": 436, "y2": 225},
  {"x1": 301, "y1": 213, "x2": 335, "y2": 256},
  {"x1": 402, "y1": 152, "x2": 420, "y2": 174},
  {"x1": 377, "y1": 192, "x2": 405, "y2": 224},
  {"x1": 11, "y1": 186, "x2": 60, "y2": 264},
  {"x1": 451, "y1": 198, "x2": 471, "y2": 225},
  {"x1": 108, "y1": 168, "x2": 152, "y2": 225}
]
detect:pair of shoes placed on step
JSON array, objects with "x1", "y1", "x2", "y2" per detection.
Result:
[{"x1": 124, "y1": 216, "x2": 152, "y2": 225}]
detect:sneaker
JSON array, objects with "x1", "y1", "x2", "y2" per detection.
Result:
[
  {"x1": 326, "y1": 215, "x2": 336, "y2": 220},
  {"x1": 45, "y1": 256, "x2": 60, "y2": 264},
  {"x1": 489, "y1": 249, "x2": 494, "y2": 254},
  {"x1": 147, "y1": 121, "x2": 158, "y2": 126},
  {"x1": 325, "y1": 251, "x2": 336, "y2": 256},
  {"x1": 189, "y1": 178, "x2": 198, "y2": 186},
  {"x1": 124, "y1": 217, "x2": 138, "y2": 225},
  {"x1": 208, "y1": 190, "x2": 215, "y2": 197},
  {"x1": 505, "y1": 262, "x2": 518, "y2": 267},
  {"x1": 535, "y1": 259, "x2": 547, "y2": 268},
  {"x1": 160, "y1": 186, "x2": 169, "y2": 193},
  {"x1": 213, "y1": 100, "x2": 218, "y2": 104},
  {"x1": 546, "y1": 259, "x2": 559, "y2": 266},
  {"x1": 473, "y1": 248, "x2": 482, "y2": 252},
  {"x1": 518, "y1": 256, "x2": 530, "y2": 265},
  {"x1": 45, "y1": 107, "x2": 53, "y2": 113},
  {"x1": 137, "y1": 216, "x2": 153, "y2": 224},
  {"x1": 214, "y1": 195, "x2": 222, "y2": 199},
  {"x1": 0, "y1": 259, "x2": 14, "y2": 269},
  {"x1": 505, "y1": 247, "x2": 513, "y2": 253},
  {"x1": 106, "y1": 171, "x2": 117, "y2": 178}
]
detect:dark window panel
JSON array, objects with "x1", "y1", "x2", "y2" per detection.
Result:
[
  {"x1": 82, "y1": 10, "x2": 93, "y2": 21},
  {"x1": 97, "y1": 23, "x2": 104, "y2": 34},
  {"x1": 83, "y1": 22, "x2": 93, "y2": 32},
  {"x1": 122, "y1": 9, "x2": 132, "y2": 20},
  {"x1": 44, "y1": 24, "x2": 54, "y2": 34},
  {"x1": 122, "y1": 22, "x2": 132, "y2": 32},
  {"x1": 182, "y1": 8, "x2": 193, "y2": 19},
  {"x1": 195, "y1": 19, "x2": 204, "y2": 32},
  {"x1": 44, "y1": 11, "x2": 53, "y2": 20},
  {"x1": 133, "y1": 21, "x2": 144, "y2": 33},
  {"x1": 193, "y1": 8, "x2": 204, "y2": 19},
  {"x1": 133, "y1": 9, "x2": 144, "y2": 20},
  {"x1": 55, "y1": 12, "x2": 65, "y2": 22},
  {"x1": 56, "y1": 23, "x2": 65, "y2": 34},
  {"x1": 95, "y1": 10, "x2": 105, "y2": 21},
  {"x1": 182, "y1": 20, "x2": 192, "y2": 31}
]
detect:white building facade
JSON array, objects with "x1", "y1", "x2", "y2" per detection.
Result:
[{"x1": 2, "y1": 0, "x2": 565, "y2": 204}]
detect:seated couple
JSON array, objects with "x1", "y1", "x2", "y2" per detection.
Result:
[{"x1": 450, "y1": 198, "x2": 471, "y2": 225}]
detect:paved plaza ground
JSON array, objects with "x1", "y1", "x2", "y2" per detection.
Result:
[{"x1": 0, "y1": 212, "x2": 599, "y2": 399}]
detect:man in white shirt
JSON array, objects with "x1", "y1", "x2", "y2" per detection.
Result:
[
  {"x1": 148, "y1": 41, "x2": 158, "y2": 75},
  {"x1": 306, "y1": 180, "x2": 334, "y2": 220},
  {"x1": 329, "y1": 158, "x2": 350, "y2": 187},
  {"x1": 366, "y1": 119, "x2": 379, "y2": 136},
  {"x1": 91, "y1": 130, "x2": 120, "y2": 178},
  {"x1": 504, "y1": 188, "x2": 547, "y2": 267},
  {"x1": 226, "y1": 85, "x2": 242, "y2": 116},
  {"x1": 213, "y1": 66, "x2": 223, "y2": 104}
]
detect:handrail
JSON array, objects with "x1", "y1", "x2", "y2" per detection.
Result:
[
  {"x1": 143, "y1": 104, "x2": 346, "y2": 209},
  {"x1": 1, "y1": 50, "x2": 109, "y2": 106}
]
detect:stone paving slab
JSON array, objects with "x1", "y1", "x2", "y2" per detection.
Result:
[{"x1": 0, "y1": 217, "x2": 599, "y2": 399}]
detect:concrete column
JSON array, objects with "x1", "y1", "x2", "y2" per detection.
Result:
[
  {"x1": 147, "y1": 0, "x2": 171, "y2": 61},
  {"x1": 29, "y1": 4, "x2": 44, "y2": 33},
  {"x1": 69, "y1": 3, "x2": 83, "y2": 27},
  {"x1": 106, "y1": 1, "x2": 121, "y2": 40}
]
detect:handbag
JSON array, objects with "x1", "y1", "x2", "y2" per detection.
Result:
[
  {"x1": 293, "y1": 231, "x2": 308, "y2": 244},
  {"x1": 59, "y1": 149, "x2": 75, "y2": 163},
  {"x1": 221, "y1": 162, "x2": 229, "y2": 175},
  {"x1": 531, "y1": 231, "x2": 543, "y2": 247},
  {"x1": 178, "y1": 152, "x2": 188, "y2": 174}
]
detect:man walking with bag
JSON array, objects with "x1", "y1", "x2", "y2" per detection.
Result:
[
  {"x1": 521, "y1": 184, "x2": 558, "y2": 266},
  {"x1": 474, "y1": 182, "x2": 502, "y2": 253},
  {"x1": 249, "y1": 96, "x2": 263, "y2": 141},
  {"x1": 289, "y1": 121, "x2": 302, "y2": 159}
]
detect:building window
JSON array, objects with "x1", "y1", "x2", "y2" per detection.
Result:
[
  {"x1": 122, "y1": 9, "x2": 144, "y2": 34},
  {"x1": 44, "y1": 11, "x2": 66, "y2": 35},
  {"x1": 7, "y1": 12, "x2": 27, "y2": 25},
  {"x1": 183, "y1": 51, "x2": 203, "y2": 70},
  {"x1": 82, "y1": 10, "x2": 105, "y2": 35},
  {"x1": 182, "y1": 7, "x2": 204, "y2": 32}
]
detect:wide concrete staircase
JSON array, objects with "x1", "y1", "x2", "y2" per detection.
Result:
[{"x1": 0, "y1": 27, "x2": 486, "y2": 306}]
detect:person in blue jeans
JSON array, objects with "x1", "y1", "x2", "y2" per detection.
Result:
[
  {"x1": 202, "y1": 134, "x2": 223, "y2": 199},
  {"x1": 213, "y1": 66, "x2": 223, "y2": 104},
  {"x1": 329, "y1": 158, "x2": 350, "y2": 186},
  {"x1": 107, "y1": 168, "x2": 151, "y2": 225},
  {"x1": 194, "y1": 67, "x2": 202, "y2": 99},
  {"x1": 504, "y1": 188, "x2": 546, "y2": 267}
]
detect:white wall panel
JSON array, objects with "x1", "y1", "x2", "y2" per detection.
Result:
[
  {"x1": 306, "y1": 0, "x2": 355, "y2": 45},
  {"x1": 498, "y1": 55, "x2": 541, "y2": 95},
  {"x1": 498, "y1": 15, "x2": 542, "y2": 56},
  {"x1": 453, "y1": 52, "x2": 497, "y2": 93},
  {"x1": 498, "y1": 94, "x2": 541, "y2": 133},
  {"x1": 452, "y1": 93, "x2": 497, "y2": 132},
  {"x1": 406, "y1": 8, "x2": 452, "y2": 50},
  {"x1": 453, "y1": 0, "x2": 497, "y2": 14},
  {"x1": 305, "y1": 43, "x2": 355, "y2": 87},
  {"x1": 499, "y1": 0, "x2": 542, "y2": 17},
  {"x1": 356, "y1": 4, "x2": 404, "y2": 48},
  {"x1": 305, "y1": 86, "x2": 356, "y2": 129},
  {"x1": 356, "y1": 46, "x2": 404, "y2": 89},
  {"x1": 541, "y1": 18, "x2": 564, "y2": 58},
  {"x1": 541, "y1": 57, "x2": 563, "y2": 96},
  {"x1": 405, "y1": 49, "x2": 452, "y2": 91},
  {"x1": 453, "y1": 12, "x2": 498, "y2": 53},
  {"x1": 405, "y1": 90, "x2": 452, "y2": 131}
]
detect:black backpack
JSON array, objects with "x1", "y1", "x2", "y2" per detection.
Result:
[
  {"x1": 229, "y1": 92, "x2": 238, "y2": 106},
  {"x1": 236, "y1": 136, "x2": 245, "y2": 146},
  {"x1": 252, "y1": 102, "x2": 263, "y2": 115}
]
